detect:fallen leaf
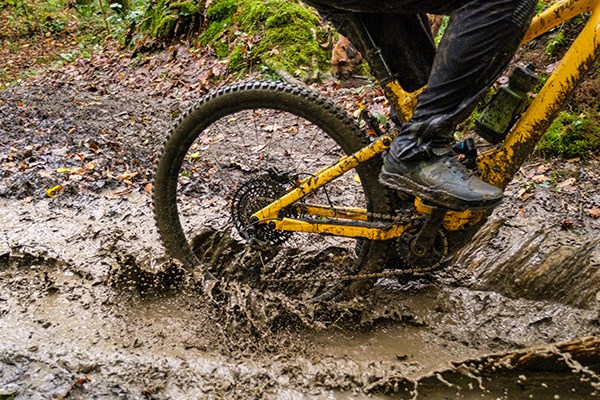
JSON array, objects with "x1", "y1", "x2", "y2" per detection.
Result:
[
  {"x1": 57, "y1": 167, "x2": 72, "y2": 173},
  {"x1": 46, "y1": 185, "x2": 64, "y2": 197},
  {"x1": 521, "y1": 192, "x2": 534, "y2": 202},
  {"x1": 561, "y1": 185, "x2": 578, "y2": 192},
  {"x1": 561, "y1": 219, "x2": 575, "y2": 229},
  {"x1": 534, "y1": 164, "x2": 551, "y2": 174},
  {"x1": 116, "y1": 171, "x2": 138, "y2": 181},
  {"x1": 557, "y1": 177, "x2": 577, "y2": 188},
  {"x1": 531, "y1": 174, "x2": 548, "y2": 183},
  {"x1": 70, "y1": 167, "x2": 87, "y2": 175},
  {"x1": 585, "y1": 208, "x2": 600, "y2": 218},
  {"x1": 112, "y1": 188, "x2": 132, "y2": 196}
]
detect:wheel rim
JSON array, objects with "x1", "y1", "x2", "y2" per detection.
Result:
[{"x1": 174, "y1": 106, "x2": 371, "y2": 297}]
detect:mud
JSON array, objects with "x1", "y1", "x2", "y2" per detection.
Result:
[{"x1": 1, "y1": 73, "x2": 599, "y2": 398}]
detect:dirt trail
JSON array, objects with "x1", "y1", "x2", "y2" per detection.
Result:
[
  {"x1": 0, "y1": 65, "x2": 599, "y2": 398},
  {"x1": 1, "y1": 196, "x2": 598, "y2": 399}
]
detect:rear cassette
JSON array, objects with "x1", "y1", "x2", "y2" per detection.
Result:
[{"x1": 231, "y1": 174, "x2": 299, "y2": 247}]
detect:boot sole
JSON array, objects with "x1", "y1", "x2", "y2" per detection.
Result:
[{"x1": 379, "y1": 166, "x2": 503, "y2": 211}]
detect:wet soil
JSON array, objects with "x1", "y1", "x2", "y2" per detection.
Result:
[{"x1": 1, "y1": 50, "x2": 599, "y2": 399}]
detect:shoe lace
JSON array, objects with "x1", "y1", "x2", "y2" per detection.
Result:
[{"x1": 444, "y1": 155, "x2": 476, "y2": 180}]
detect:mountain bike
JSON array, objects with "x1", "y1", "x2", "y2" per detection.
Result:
[{"x1": 152, "y1": 0, "x2": 599, "y2": 299}]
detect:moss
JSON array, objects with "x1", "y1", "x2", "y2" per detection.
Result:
[
  {"x1": 227, "y1": 45, "x2": 247, "y2": 73},
  {"x1": 143, "y1": 0, "x2": 332, "y2": 78},
  {"x1": 536, "y1": 111, "x2": 600, "y2": 159},
  {"x1": 228, "y1": 0, "x2": 330, "y2": 78},
  {"x1": 142, "y1": 0, "x2": 204, "y2": 40},
  {"x1": 176, "y1": 1, "x2": 200, "y2": 16},
  {"x1": 152, "y1": 13, "x2": 178, "y2": 38},
  {"x1": 206, "y1": 0, "x2": 238, "y2": 21},
  {"x1": 544, "y1": 30, "x2": 567, "y2": 58}
]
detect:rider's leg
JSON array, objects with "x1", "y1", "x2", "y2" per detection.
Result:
[
  {"x1": 309, "y1": 6, "x2": 436, "y2": 92},
  {"x1": 346, "y1": 13, "x2": 436, "y2": 92},
  {"x1": 306, "y1": 0, "x2": 537, "y2": 209},
  {"x1": 381, "y1": 0, "x2": 538, "y2": 209}
]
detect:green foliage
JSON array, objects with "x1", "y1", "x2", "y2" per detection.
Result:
[
  {"x1": 206, "y1": 0, "x2": 237, "y2": 20},
  {"x1": 200, "y1": 0, "x2": 331, "y2": 79},
  {"x1": 0, "y1": 0, "x2": 69, "y2": 38},
  {"x1": 434, "y1": 16, "x2": 449, "y2": 46},
  {"x1": 536, "y1": 111, "x2": 600, "y2": 159},
  {"x1": 535, "y1": 0, "x2": 549, "y2": 15},
  {"x1": 141, "y1": 0, "x2": 204, "y2": 40},
  {"x1": 544, "y1": 30, "x2": 567, "y2": 58}
]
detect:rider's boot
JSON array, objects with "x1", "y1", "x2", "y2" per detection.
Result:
[{"x1": 379, "y1": 135, "x2": 503, "y2": 210}]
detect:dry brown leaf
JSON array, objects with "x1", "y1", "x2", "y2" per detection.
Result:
[
  {"x1": 561, "y1": 219, "x2": 575, "y2": 229},
  {"x1": 585, "y1": 208, "x2": 600, "y2": 218},
  {"x1": 557, "y1": 177, "x2": 577, "y2": 188},
  {"x1": 531, "y1": 174, "x2": 548, "y2": 183},
  {"x1": 521, "y1": 192, "x2": 535, "y2": 202}
]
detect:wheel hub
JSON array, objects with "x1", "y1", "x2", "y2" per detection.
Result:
[{"x1": 230, "y1": 173, "x2": 299, "y2": 247}]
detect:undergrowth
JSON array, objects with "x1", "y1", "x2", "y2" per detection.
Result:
[
  {"x1": 1, "y1": 0, "x2": 600, "y2": 158},
  {"x1": 536, "y1": 111, "x2": 600, "y2": 159},
  {"x1": 198, "y1": 0, "x2": 332, "y2": 79}
]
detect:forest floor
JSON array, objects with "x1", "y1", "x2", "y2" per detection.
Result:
[{"x1": 0, "y1": 43, "x2": 599, "y2": 399}]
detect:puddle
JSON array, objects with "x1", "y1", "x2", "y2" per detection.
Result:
[{"x1": 0, "y1": 80, "x2": 599, "y2": 398}]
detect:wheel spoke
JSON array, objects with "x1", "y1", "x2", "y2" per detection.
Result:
[{"x1": 153, "y1": 82, "x2": 392, "y2": 299}]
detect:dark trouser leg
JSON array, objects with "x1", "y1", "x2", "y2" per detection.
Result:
[
  {"x1": 326, "y1": 12, "x2": 437, "y2": 92},
  {"x1": 391, "y1": 0, "x2": 538, "y2": 160}
]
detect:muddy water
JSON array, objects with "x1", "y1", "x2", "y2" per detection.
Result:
[
  {"x1": 0, "y1": 63, "x2": 597, "y2": 398},
  {"x1": 1, "y1": 194, "x2": 599, "y2": 399}
]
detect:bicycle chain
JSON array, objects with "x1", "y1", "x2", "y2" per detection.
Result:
[
  {"x1": 239, "y1": 180, "x2": 447, "y2": 284},
  {"x1": 252, "y1": 204, "x2": 450, "y2": 284},
  {"x1": 260, "y1": 231, "x2": 448, "y2": 284}
]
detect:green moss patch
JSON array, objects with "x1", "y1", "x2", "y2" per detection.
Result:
[
  {"x1": 536, "y1": 111, "x2": 600, "y2": 159},
  {"x1": 142, "y1": 0, "x2": 203, "y2": 39},
  {"x1": 200, "y1": 0, "x2": 331, "y2": 79}
]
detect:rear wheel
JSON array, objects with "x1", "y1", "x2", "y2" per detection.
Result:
[{"x1": 152, "y1": 81, "x2": 393, "y2": 299}]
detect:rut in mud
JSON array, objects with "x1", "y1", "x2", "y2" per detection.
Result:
[{"x1": 0, "y1": 58, "x2": 599, "y2": 399}]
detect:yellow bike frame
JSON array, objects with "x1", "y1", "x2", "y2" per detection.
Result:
[{"x1": 253, "y1": 0, "x2": 600, "y2": 239}]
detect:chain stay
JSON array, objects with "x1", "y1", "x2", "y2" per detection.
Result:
[
  {"x1": 258, "y1": 218, "x2": 448, "y2": 285},
  {"x1": 247, "y1": 196, "x2": 449, "y2": 285}
]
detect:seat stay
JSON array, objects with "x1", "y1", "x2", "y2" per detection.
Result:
[{"x1": 250, "y1": 135, "x2": 392, "y2": 235}]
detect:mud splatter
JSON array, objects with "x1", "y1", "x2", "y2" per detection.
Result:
[{"x1": 1, "y1": 73, "x2": 599, "y2": 398}]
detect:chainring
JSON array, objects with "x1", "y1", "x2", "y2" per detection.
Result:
[
  {"x1": 230, "y1": 174, "x2": 299, "y2": 247},
  {"x1": 392, "y1": 217, "x2": 449, "y2": 273}
]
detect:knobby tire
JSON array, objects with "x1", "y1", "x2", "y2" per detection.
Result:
[{"x1": 153, "y1": 81, "x2": 393, "y2": 299}]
